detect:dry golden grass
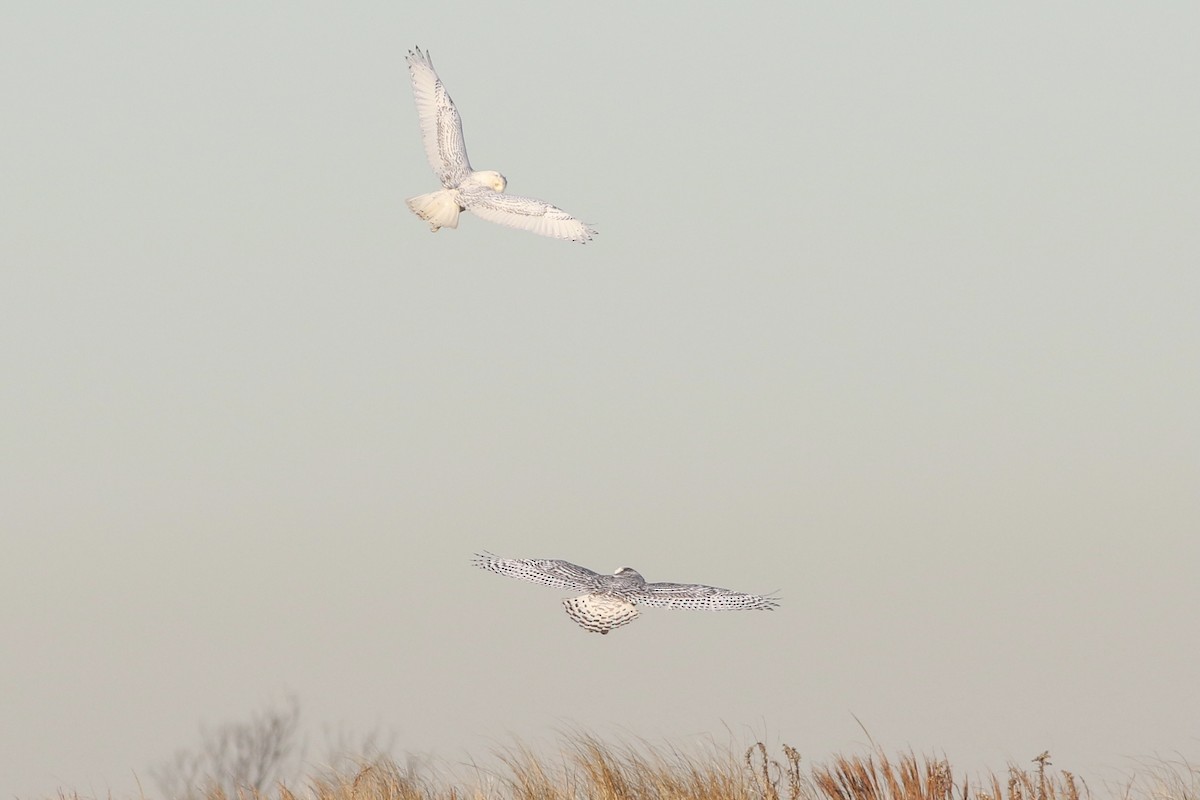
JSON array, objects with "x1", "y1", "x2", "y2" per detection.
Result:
[{"x1": 46, "y1": 737, "x2": 1200, "y2": 800}]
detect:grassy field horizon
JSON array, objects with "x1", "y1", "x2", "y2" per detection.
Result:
[{"x1": 42, "y1": 733, "x2": 1198, "y2": 800}]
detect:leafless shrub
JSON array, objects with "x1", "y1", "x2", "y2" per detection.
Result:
[{"x1": 151, "y1": 696, "x2": 303, "y2": 800}]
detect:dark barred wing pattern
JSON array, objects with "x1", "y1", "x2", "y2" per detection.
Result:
[
  {"x1": 631, "y1": 581, "x2": 780, "y2": 611},
  {"x1": 472, "y1": 552, "x2": 599, "y2": 591}
]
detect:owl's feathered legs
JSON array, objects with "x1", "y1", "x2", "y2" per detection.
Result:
[{"x1": 406, "y1": 189, "x2": 462, "y2": 232}]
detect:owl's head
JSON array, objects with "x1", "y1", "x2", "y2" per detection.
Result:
[
  {"x1": 613, "y1": 567, "x2": 645, "y2": 582},
  {"x1": 476, "y1": 170, "x2": 507, "y2": 192}
]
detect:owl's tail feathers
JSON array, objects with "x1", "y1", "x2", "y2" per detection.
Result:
[
  {"x1": 563, "y1": 594, "x2": 639, "y2": 635},
  {"x1": 406, "y1": 189, "x2": 461, "y2": 232}
]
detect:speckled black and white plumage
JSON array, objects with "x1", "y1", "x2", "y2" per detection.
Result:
[
  {"x1": 562, "y1": 594, "x2": 640, "y2": 635},
  {"x1": 472, "y1": 553, "x2": 779, "y2": 634}
]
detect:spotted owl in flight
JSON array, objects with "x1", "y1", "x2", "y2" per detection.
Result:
[{"x1": 473, "y1": 553, "x2": 779, "y2": 634}]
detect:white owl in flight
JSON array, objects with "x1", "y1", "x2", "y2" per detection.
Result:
[
  {"x1": 474, "y1": 553, "x2": 779, "y2": 635},
  {"x1": 404, "y1": 47, "x2": 597, "y2": 243}
]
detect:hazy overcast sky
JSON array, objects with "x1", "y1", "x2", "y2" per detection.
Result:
[{"x1": 3, "y1": 3, "x2": 1198, "y2": 798}]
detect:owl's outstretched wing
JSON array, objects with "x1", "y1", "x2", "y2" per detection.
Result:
[
  {"x1": 460, "y1": 186, "x2": 597, "y2": 243},
  {"x1": 630, "y1": 581, "x2": 780, "y2": 611},
  {"x1": 406, "y1": 47, "x2": 472, "y2": 188},
  {"x1": 473, "y1": 552, "x2": 600, "y2": 591}
]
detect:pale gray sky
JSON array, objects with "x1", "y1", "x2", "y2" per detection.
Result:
[{"x1": 2, "y1": 3, "x2": 1198, "y2": 798}]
